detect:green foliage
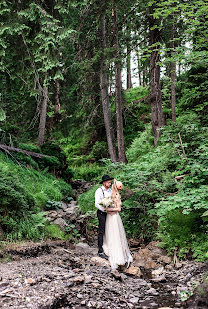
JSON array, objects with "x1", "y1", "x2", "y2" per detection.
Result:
[
  {"x1": 73, "y1": 164, "x2": 104, "y2": 181},
  {"x1": 177, "y1": 65, "x2": 208, "y2": 122},
  {"x1": 78, "y1": 112, "x2": 208, "y2": 252},
  {"x1": 45, "y1": 200, "x2": 63, "y2": 210},
  {"x1": 0, "y1": 152, "x2": 73, "y2": 240},
  {"x1": 78, "y1": 185, "x2": 100, "y2": 213},
  {"x1": 126, "y1": 124, "x2": 154, "y2": 162},
  {"x1": 123, "y1": 87, "x2": 151, "y2": 146},
  {"x1": 65, "y1": 224, "x2": 81, "y2": 240},
  {"x1": 44, "y1": 224, "x2": 65, "y2": 240},
  {"x1": 89, "y1": 141, "x2": 108, "y2": 161},
  {"x1": 4, "y1": 212, "x2": 48, "y2": 241}
]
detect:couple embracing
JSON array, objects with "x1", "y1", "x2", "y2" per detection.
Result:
[{"x1": 95, "y1": 175, "x2": 133, "y2": 271}]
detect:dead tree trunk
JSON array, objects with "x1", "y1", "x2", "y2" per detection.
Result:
[
  {"x1": 37, "y1": 86, "x2": 48, "y2": 146},
  {"x1": 170, "y1": 15, "x2": 176, "y2": 122},
  {"x1": 149, "y1": 6, "x2": 164, "y2": 146},
  {"x1": 100, "y1": 14, "x2": 117, "y2": 162},
  {"x1": 112, "y1": 7, "x2": 127, "y2": 163}
]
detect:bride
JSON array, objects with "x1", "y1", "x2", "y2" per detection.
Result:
[{"x1": 102, "y1": 179, "x2": 133, "y2": 270}]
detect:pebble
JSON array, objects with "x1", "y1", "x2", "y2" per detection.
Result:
[{"x1": 129, "y1": 296, "x2": 139, "y2": 304}]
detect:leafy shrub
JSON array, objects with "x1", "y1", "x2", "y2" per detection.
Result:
[
  {"x1": 126, "y1": 124, "x2": 154, "y2": 162},
  {"x1": 3, "y1": 212, "x2": 48, "y2": 241},
  {"x1": 78, "y1": 185, "x2": 100, "y2": 213},
  {"x1": 73, "y1": 163, "x2": 104, "y2": 181},
  {"x1": 78, "y1": 112, "x2": 208, "y2": 252},
  {"x1": 89, "y1": 141, "x2": 108, "y2": 160},
  {"x1": 44, "y1": 224, "x2": 65, "y2": 240},
  {"x1": 0, "y1": 152, "x2": 73, "y2": 241}
]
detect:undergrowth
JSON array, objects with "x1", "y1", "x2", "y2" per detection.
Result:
[{"x1": 78, "y1": 112, "x2": 208, "y2": 261}]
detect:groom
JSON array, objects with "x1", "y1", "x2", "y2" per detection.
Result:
[{"x1": 95, "y1": 175, "x2": 113, "y2": 259}]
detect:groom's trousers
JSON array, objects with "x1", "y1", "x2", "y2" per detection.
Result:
[{"x1": 97, "y1": 209, "x2": 107, "y2": 253}]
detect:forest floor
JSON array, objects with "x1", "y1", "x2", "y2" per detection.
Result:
[{"x1": 0, "y1": 240, "x2": 207, "y2": 309}]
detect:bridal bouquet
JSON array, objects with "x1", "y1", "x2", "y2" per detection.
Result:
[{"x1": 100, "y1": 196, "x2": 114, "y2": 209}]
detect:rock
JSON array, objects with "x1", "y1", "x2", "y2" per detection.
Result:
[
  {"x1": 129, "y1": 296, "x2": 139, "y2": 304},
  {"x1": 90, "y1": 256, "x2": 110, "y2": 267},
  {"x1": 151, "y1": 275, "x2": 166, "y2": 282},
  {"x1": 146, "y1": 241, "x2": 166, "y2": 258},
  {"x1": 87, "y1": 300, "x2": 97, "y2": 307},
  {"x1": 73, "y1": 276, "x2": 85, "y2": 284},
  {"x1": 124, "y1": 265, "x2": 142, "y2": 277},
  {"x1": 134, "y1": 248, "x2": 156, "y2": 269},
  {"x1": 158, "y1": 255, "x2": 172, "y2": 264},
  {"x1": 152, "y1": 266, "x2": 165, "y2": 277},
  {"x1": 47, "y1": 210, "x2": 58, "y2": 218},
  {"x1": 177, "y1": 286, "x2": 189, "y2": 294},
  {"x1": 58, "y1": 202, "x2": 68, "y2": 211},
  {"x1": 111, "y1": 270, "x2": 123, "y2": 281},
  {"x1": 84, "y1": 274, "x2": 92, "y2": 283},
  {"x1": 25, "y1": 278, "x2": 36, "y2": 285},
  {"x1": 147, "y1": 288, "x2": 159, "y2": 296},
  {"x1": 53, "y1": 217, "x2": 68, "y2": 230},
  {"x1": 75, "y1": 242, "x2": 97, "y2": 255},
  {"x1": 175, "y1": 262, "x2": 183, "y2": 269},
  {"x1": 77, "y1": 293, "x2": 83, "y2": 298},
  {"x1": 69, "y1": 200, "x2": 77, "y2": 206},
  {"x1": 165, "y1": 264, "x2": 173, "y2": 270}
]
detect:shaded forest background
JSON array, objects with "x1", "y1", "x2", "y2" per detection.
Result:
[{"x1": 0, "y1": 0, "x2": 208, "y2": 261}]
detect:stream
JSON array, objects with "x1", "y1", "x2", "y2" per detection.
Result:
[{"x1": 0, "y1": 240, "x2": 207, "y2": 308}]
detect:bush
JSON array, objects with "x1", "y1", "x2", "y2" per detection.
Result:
[
  {"x1": 44, "y1": 224, "x2": 65, "y2": 240},
  {"x1": 3, "y1": 212, "x2": 48, "y2": 241},
  {"x1": 126, "y1": 124, "x2": 154, "y2": 162},
  {"x1": 78, "y1": 185, "x2": 100, "y2": 213},
  {"x1": 0, "y1": 152, "x2": 73, "y2": 241},
  {"x1": 73, "y1": 163, "x2": 104, "y2": 181},
  {"x1": 77, "y1": 112, "x2": 208, "y2": 252}
]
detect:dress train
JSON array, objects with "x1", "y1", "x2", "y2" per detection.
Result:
[{"x1": 103, "y1": 213, "x2": 133, "y2": 270}]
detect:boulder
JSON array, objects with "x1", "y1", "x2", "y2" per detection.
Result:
[
  {"x1": 134, "y1": 248, "x2": 156, "y2": 269},
  {"x1": 158, "y1": 255, "x2": 172, "y2": 264},
  {"x1": 75, "y1": 242, "x2": 97, "y2": 255},
  {"x1": 58, "y1": 202, "x2": 68, "y2": 211},
  {"x1": 146, "y1": 241, "x2": 166, "y2": 259},
  {"x1": 124, "y1": 265, "x2": 142, "y2": 277},
  {"x1": 53, "y1": 218, "x2": 68, "y2": 230},
  {"x1": 90, "y1": 256, "x2": 110, "y2": 267},
  {"x1": 152, "y1": 266, "x2": 165, "y2": 277},
  {"x1": 47, "y1": 210, "x2": 58, "y2": 219}
]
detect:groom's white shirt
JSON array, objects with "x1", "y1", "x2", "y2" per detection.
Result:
[{"x1": 95, "y1": 185, "x2": 112, "y2": 212}]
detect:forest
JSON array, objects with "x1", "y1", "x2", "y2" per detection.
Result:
[{"x1": 0, "y1": 0, "x2": 208, "y2": 283}]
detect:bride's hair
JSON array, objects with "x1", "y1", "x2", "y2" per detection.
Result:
[{"x1": 111, "y1": 179, "x2": 122, "y2": 203}]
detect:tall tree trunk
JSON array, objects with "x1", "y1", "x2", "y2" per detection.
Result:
[
  {"x1": 37, "y1": 86, "x2": 48, "y2": 146},
  {"x1": 112, "y1": 7, "x2": 127, "y2": 163},
  {"x1": 100, "y1": 14, "x2": 117, "y2": 162},
  {"x1": 136, "y1": 49, "x2": 142, "y2": 86},
  {"x1": 149, "y1": 7, "x2": 164, "y2": 146},
  {"x1": 170, "y1": 15, "x2": 176, "y2": 122},
  {"x1": 126, "y1": 52, "x2": 132, "y2": 89},
  {"x1": 54, "y1": 78, "x2": 60, "y2": 114}
]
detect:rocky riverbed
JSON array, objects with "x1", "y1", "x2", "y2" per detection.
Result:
[{"x1": 0, "y1": 240, "x2": 207, "y2": 309}]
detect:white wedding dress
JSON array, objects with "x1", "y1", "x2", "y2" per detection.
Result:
[{"x1": 103, "y1": 212, "x2": 133, "y2": 270}]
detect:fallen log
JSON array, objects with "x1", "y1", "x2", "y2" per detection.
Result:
[{"x1": 0, "y1": 144, "x2": 50, "y2": 159}]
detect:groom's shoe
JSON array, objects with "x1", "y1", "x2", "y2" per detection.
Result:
[{"x1": 98, "y1": 252, "x2": 108, "y2": 260}]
